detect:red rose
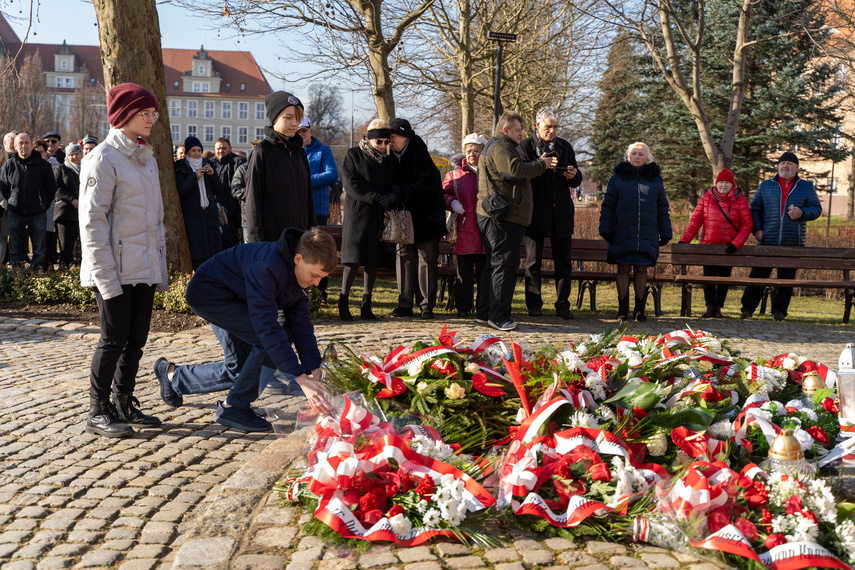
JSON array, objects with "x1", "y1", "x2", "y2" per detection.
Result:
[
  {"x1": 784, "y1": 496, "x2": 804, "y2": 516},
  {"x1": 557, "y1": 456, "x2": 573, "y2": 480},
  {"x1": 387, "y1": 504, "x2": 404, "y2": 518},
  {"x1": 806, "y1": 426, "x2": 827, "y2": 444},
  {"x1": 633, "y1": 407, "x2": 647, "y2": 419},
  {"x1": 359, "y1": 493, "x2": 381, "y2": 513},
  {"x1": 570, "y1": 445, "x2": 598, "y2": 464},
  {"x1": 734, "y1": 517, "x2": 759, "y2": 541},
  {"x1": 341, "y1": 491, "x2": 360, "y2": 508},
  {"x1": 371, "y1": 488, "x2": 388, "y2": 511},
  {"x1": 385, "y1": 482, "x2": 400, "y2": 497},
  {"x1": 821, "y1": 397, "x2": 839, "y2": 414},
  {"x1": 415, "y1": 476, "x2": 435, "y2": 498},
  {"x1": 737, "y1": 476, "x2": 753, "y2": 489},
  {"x1": 590, "y1": 461, "x2": 612, "y2": 482},
  {"x1": 399, "y1": 472, "x2": 415, "y2": 493},
  {"x1": 352, "y1": 509, "x2": 365, "y2": 524},
  {"x1": 363, "y1": 509, "x2": 383, "y2": 525},
  {"x1": 743, "y1": 481, "x2": 769, "y2": 509},
  {"x1": 765, "y1": 534, "x2": 787, "y2": 549},
  {"x1": 707, "y1": 509, "x2": 730, "y2": 533},
  {"x1": 702, "y1": 385, "x2": 725, "y2": 403}
]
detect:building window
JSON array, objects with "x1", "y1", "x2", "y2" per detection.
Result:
[
  {"x1": 55, "y1": 77, "x2": 64, "y2": 88},
  {"x1": 238, "y1": 102, "x2": 248, "y2": 120},
  {"x1": 238, "y1": 126, "x2": 248, "y2": 144},
  {"x1": 192, "y1": 82, "x2": 210, "y2": 93},
  {"x1": 204, "y1": 101, "x2": 215, "y2": 119},
  {"x1": 221, "y1": 126, "x2": 231, "y2": 141},
  {"x1": 198, "y1": 65, "x2": 205, "y2": 75},
  {"x1": 240, "y1": 83, "x2": 246, "y2": 91},
  {"x1": 255, "y1": 102, "x2": 265, "y2": 120},
  {"x1": 204, "y1": 125, "x2": 214, "y2": 143},
  {"x1": 171, "y1": 124, "x2": 180, "y2": 142},
  {"x1": 169, "y1": 99, "x2": 180, "y2": 118},
  {"x1": 225, "y1": 82, "x2": 231, "y2": 92},
  {"x1": 60, "y1": 59, "x2": 68, "y2": 70},
  {"x1": 89, "y1": 77, "x2": 96, "y2": 87},
  {"x1": 187, "y1": 100, "x2": 198, "y2": 118},
  {"x1": 255, "y1": 127, "x2": 264, "y2": 140},
  {"x1": 221, "y1": 101, "x2": 231, "y2": 119},
  {"x1": 64, "y1": 77, "x2": 73, "y2": 88},
  {"x1": 187, "y1": 124, "x2": 197, "y2": 139},
  {"x1": 173, "y1": 80, "x2": 180, "y2": 90}
]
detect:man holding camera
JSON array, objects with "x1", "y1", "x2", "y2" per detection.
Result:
[
  {"x1": 475, "y1": 111, "x2": 556, "y2": 332},
  {"x1": 520, "y1": 106, "x2": 583, "y2": 320}
]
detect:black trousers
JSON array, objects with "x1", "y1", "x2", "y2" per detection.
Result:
[
  {"x1": 740, "y1": 267, "x2": 798, "y2": 316},
  {"x1": 55, "y1": 221, "x2": 79, "y2": 266},
  {"x1": 396, "y1": 239, "x2": 440, "y2": 312},
  {"x1": 454, "y1": 253, "x2": 486, "y2": 313},
  {"x1": 524, "y1": 235, "x2": 573, "y2": 311},
  {"x1": 89, "y1": 284, "x2": 156, "y2": 400},
  {"x1": 476, "y1": 214, "x2": 525, "y2": 323},
  {"x1": 702, "y1": 265, "x2": 733, "y2": 307}
]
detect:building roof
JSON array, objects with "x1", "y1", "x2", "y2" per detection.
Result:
[{"x1": 4, "y1": 40, "x2": 271, "y2": 98}]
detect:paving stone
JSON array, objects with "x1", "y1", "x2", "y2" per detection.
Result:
[
  {"x1": 297, "y1": 536, "x2": 325, "y2": 549},
  {"x1": 47, "y1": 544, "x2": 88, "y2": 556},
  {"x1": 639, "y1": 553, "x2": 680, "y2": 568},
  {"x1": 254, "y1": 527, "x2": 298, "y2": 548},
  {"x1": 317, "y1": 560, "x2": 357, "y2": 570},
  {"x1": 544, "y1": 538, "x2": 577, "y2": 550},
  {"x1": 513, "y1": 539, "x2": 541, "y2": 551},
  {"x1": 687, "y1": 564, "x2": 723, "y2": 570},
  {"x1": 291, "y1": 547, "x2": 324, "y2": 563},
  {"x1": 403, "y1": 564, "x2": 443, "y2": 570},
  {"x1": 358, "y1": 551, "x2": 399, "y2": 567},
  {"x1": 560, "y1": 551, "x2": 599, "y2": 566},
  {"x1": 437, "y1": 543, "x2": 472, "y2": 557},
  {"x1": 0, "y1": 531, "x2": 31, "y2": 544},
  {"x1": 0, "y1": 544, "x2": 18, "y2": 557},
  {"x1": 173, "y1": 537, "x2": 235, "y2": 567},
  {"x1": 15, "y1": 507, "x2": 48, "y2": 519},
  {"x1": 396, "y1": 546, "x2": 437, "y2": 563},
  {"x1": 575, "y1": 566, "x2": 611, "y2": 570},
  {"x1": 484, "y1": 548, "x2": 520, "y2": 563},
  {"x1": 1, "y1": 561, "x2": 36, "y2": 570},
  {"x1": 5, "y1": 519, "x2": 39, "y2": 531},
  {"x1": 285, "y1": 563, "x2": 314, "y2": 570},
  {"x1": 35, "y1": 558, "x2": 73, "y2": 569},
  {"x1": 586, "y1": 541, "x2": 627, "y2": 556},
  {"x1": 125, "y1": 545, "x2": 166, "y2": 558},
  {"x1": 493, "y1": 564, "x2": 525, "y2": 570},
  {"x1": 11, "y1": 542, "x2": 50, "y2": 558},
  {"x1": 673, "y1": 553, "x2": 699, "y2": 563},
  {"x1": 610, "y1": 556, "x2": 649, "y2": 568},
  {"x1": 39, "y1": 520, "x2": 74, "y2": 531},
  {"x1": 111, "y1": 517, "x2": 146, "y2": 529},
  {"x1": 101, "y1": 539, "x2": 137, "y2": 551},
  {"x1": 74, "y1": 518, "x2": 108, "y2": 531},
  {"x1": 521, "y1": 550, "x2": 554, "y2": 565},
  {"x1": 78, "y1": 550, "x2": 122, "y2": 567},
  {"x1": 445, "y1": 556, "x2": 484, "y2": 569},
  {"x1": 233, "y1": 555, "x2": 285, "y2": 570},
  {"x1": 63, "y1": 531, "x2": 99, "y2": 544},
  {"x1": 117, "y1": 561, "x2": 159, "y2": 570}
]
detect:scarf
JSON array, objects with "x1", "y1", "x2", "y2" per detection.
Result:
[
  {"x1": 64, "y1": 158, "x2": 80, "y2": 175},
  {"x1": 533, "y1": 131, "x2": 556, "y2": 156},
  {"x1": 359, "y1": 138, "x2": 385, "y2": 164},
  {"x1": 185, "y1": 156, "x2": 209, "y2": 209}
]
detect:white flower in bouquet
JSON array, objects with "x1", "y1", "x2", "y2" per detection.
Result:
[
  {"x1": 596, "y1": 405, "x2": 616, "y2": 421},
  {"x1": 837, "y1": 520, "x2": 855, "y2": 561},
  {"x1": 445, "y1": 383, "x2": 466, "y2": 400},
  {"x1": 705, "y1": 338, "x2": 722, "y2": 353},
  {"x1": 465, "y1": 362, "x2": 481, "y2": 375},
  {"x1": 792, "y1": 428, "x2": 814, "y2": 451},
  {"x1": 627, "y1": 352, "x2": 644, "y2": 367},
  {"x1": 433, "y1": 484, "x2": 452, "y2": 504},
  {"x1": 769, "y1": 473, "x2": 803, "y2": 506},
  {"x1": 577, "y1": 343, "x2": 588, "y2": 355},
  {"x1": 417, "y1": 499, "x2": 429, "y2": 514},
  {"x1": 806, "y1": 480, "x2": 838, "y2": 524},
  {"x1": 515, "y1": 408, "x2": 527, "y2": 423},
  {"x1": 771, "y1": 514, "x2": 791, "y2": 534},
  {"x1": 423, "y1": 508, "x2": 442, "y2": 528},
  {"x1": 803, "y1": 408, "x2": 818, "y2": 421},
  {"x1": 559, "y1": 350, "x2": 586, "y2": 370},
  {"x1": 792, "y1": 514, "x2": 819, "y2": 543},
  {"x1": 761, "y1": 401, "x2": 787, "y2": 416},
  {"x1": 709, "y1": 420, "x2": 735, "y2": 439},
  {"x1": 674, "y1": 450, "x2": 693, "y2": 469},
  {"x1": 411, "y1": 435, "x2": 455, "y2": 460},
  {"x1": 646, "y1": 431, "x2": 668, "y2": 456},
  {"x1": 782, "y1": 354, "x2": 802, "y2": 370},
  {"x1": 586, "y1": 378, "x2": 607, "y2": 401},
  {"x1": 785, "y1": 399, "x2": 806, "y2": 411},
  {"x1": 407, "y1": 360, "x2": 425, "y2": 376},
  {"x1": 569, "y1": 410, "x2": 600, "y2": 429},
  {"x1": 390, "y1": 513, "x2": 412, "y2": 537},
  {"x1": 440, "y1": 473, "x2": 466, "y2": 499},
  {"x1": 752, "y1": 408, "x2": 773, "y2": 423},
  {"x1": 590, "y1": 333, "x2": 604, "y2": 343},
  {"x1": 609, "y1": 457, "x2": 649, "y2": 506},
  {"x1": 416, "y1": 381, "x2": 429, "y2": 395},
  {"x1": 439, "y1": 497, "x2": 465, "y2": 524}
]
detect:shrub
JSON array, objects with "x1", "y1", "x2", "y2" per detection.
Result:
[{"x1": 153, "y1": 272, "x2": 193, "y2": 314}]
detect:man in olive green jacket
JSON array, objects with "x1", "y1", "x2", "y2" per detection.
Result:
[{"x1": 474, "y1": 111, "x2": 556, "y2": 331}]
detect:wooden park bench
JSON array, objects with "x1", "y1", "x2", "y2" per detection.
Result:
[{"x1": 670, "y1": 242, "x2": 855, "y2": 323}]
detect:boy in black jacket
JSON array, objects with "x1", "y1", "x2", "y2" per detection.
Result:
[{"x1": 153, "y1": 227, "x2": 337, "y2": 431}]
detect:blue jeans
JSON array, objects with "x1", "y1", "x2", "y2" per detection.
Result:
[
  {"x1": 8, "y1": 210, "x2": 46, "y2": 269},
  {"x1": 171, "y1": 301, "x2": 285, "y2": 410}
]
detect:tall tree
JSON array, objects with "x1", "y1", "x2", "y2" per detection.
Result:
[
  {"x1": 91, "y1": 0, "x2": 191, "y2": 273},
  {"x1": 306, "y1": 82, "x2": 346, "y2": 145}
]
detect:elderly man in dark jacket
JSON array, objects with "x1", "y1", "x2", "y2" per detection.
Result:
[
  {"x1": 245, "y1": 92, "x2": 315, "y2": 242},
  {"x1": 520, "y1": 106, "x2": 583, "y2": 320},
  {"x1": 388, "y1": 118, "x2": 447, "y2": 319},
  {"x1": 475, "y1": 111, "x2": 555, "y2": 332},
  {"x1": 212, "y1": 137, "x2": 246, "y2": 249},
  {"x1": 152, "y1": 228, "x2": 337, "y2": 432},
  {"x1": 0, "y1": 133, "x2": 55, "y2": 269},
  {"x1": 740, "y1": 152, "x2": 821, "y2": 321}
]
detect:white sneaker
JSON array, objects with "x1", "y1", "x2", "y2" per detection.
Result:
[{"x1": 488, "y1": 319, "x2": 517, "y2": 331}]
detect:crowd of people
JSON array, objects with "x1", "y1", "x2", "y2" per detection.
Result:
[{"x1": 0, "y1": 82, "x2": 824, "y2": 437}]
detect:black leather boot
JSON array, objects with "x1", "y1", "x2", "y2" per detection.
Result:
[
  {"x1": 616, "y1": 296, "x2": 630, "y2": 323},
  {"x1": 110, "y1": 393, "x2": 162, "y2": 427},
  {"x1": 361, "y1": 295, "x2": 377, "y2": 320},
  {"x1": 634, "y1": 297, "x2": 647, "y2": 322},
  {"x1": 338, "y1": 295, "x2": 352, "y2": 321},
  {"x1": 86, "y1": 398, "x2": 133, "y2": 438}
]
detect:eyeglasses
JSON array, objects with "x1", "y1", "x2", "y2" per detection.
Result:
[
  {"x1": 137, "y1": 111, "x2": 159, "y2": 122},
  {"x1": 374, "y1": 139, "x2": 390, "y2": 145},
  {"x1": 45, "y1": 139, "x2": 59, "y2": 145}
]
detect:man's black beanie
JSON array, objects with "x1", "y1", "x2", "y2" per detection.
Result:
[
  {"x1": 778, "y1": 151, "x2": 799, "y2": 165},
  {"x1": 265, "y1": 91, "x2": 303, "y2": 126}
]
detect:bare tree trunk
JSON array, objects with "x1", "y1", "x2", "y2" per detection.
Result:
[
  {"x1": 848, "y1": 151, "x2": 855, "y2": 222},
  {"x1": 91, "y1": 0, "x2": 191, "y2": 274},
  {"x1": 368, "y1": 48, "x2": 395, "y2": 121}
]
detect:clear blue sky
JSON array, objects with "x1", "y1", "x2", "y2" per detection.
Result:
[{"x1": 4, "y1": 0, "x2": 375, "y2": 122}]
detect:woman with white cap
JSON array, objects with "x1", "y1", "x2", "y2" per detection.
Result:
[{"x1": 443, "y1": 133, "x2": 487, "y2": 317}]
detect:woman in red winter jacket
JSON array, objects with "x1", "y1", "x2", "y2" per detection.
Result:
[
  {"x1": 679, "y1": 168, "x2": 752, "y2": 317},
  {"x1": 442, "y1": 134, "x2": 486, "y2": 317}
]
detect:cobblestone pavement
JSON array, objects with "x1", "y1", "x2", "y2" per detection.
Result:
[{"x1": 0, "y1": 312, "x2": 852, "y2": 570}]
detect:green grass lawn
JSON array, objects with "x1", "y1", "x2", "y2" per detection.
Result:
[{"x1": 317, "y1": 276, "x2": 850, "y2": 325}]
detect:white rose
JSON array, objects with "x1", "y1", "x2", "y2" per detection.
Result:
[
  {"x1": 646, "y1": 431, "x2": 668, "y2": 456},
  {"x1": 627, "y1": 353, "x2": 643, "y2": 367},
  {"x1": 407, "y1": 360, "x2": 424, "y2": 376},
  {"x1": 465, "y1": 362, "x2": 480, "y2": 374},
  {"x1": 793, "y1": 428, "x2": 814, "y2": 451},
  {"x1": 416, "y1": 381, "x2": 428, "y2": 395},
  {"x1": 390, "y1": 513, "x2": 412, "y2": 537},
  {"x1": 445, "y1": 383, "x2": 466, "y2": 400}
]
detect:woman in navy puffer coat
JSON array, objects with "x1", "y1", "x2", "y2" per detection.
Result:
[{"x1": 598, "y1": 142, "x2": 671, "y2": 322}]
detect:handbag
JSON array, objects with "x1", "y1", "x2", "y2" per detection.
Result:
[
  {"x1": 382, "y1": 209, "x2": 414, "y2": 244},
  {"x1": 481, "y1": 183, "x2": 515, "y2": 221},
  {"x1": 447, "y1": 173, "x2": 460, "y2": 244}
]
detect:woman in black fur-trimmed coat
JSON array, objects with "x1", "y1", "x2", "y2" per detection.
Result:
[{"x1": 598, "y1": 142, "x2": 671, "y2": 322}]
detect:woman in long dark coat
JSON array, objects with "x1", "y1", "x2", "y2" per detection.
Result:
[
  {"x1": 175, "y1": 136, "x2": 223, "y2": 269},
  {"x1": 598, "y1": 142, "x2": 671, "y2": 322},
  {"x1": 339, "y1": 119, "x2": 399, "y2": 321},
  {"x1": 53, "y1": 142, "x2": 83, "y2": 266}
]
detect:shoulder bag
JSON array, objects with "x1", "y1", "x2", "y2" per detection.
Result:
[
  {"x1": 481, "y1": 171, "x2": 515, "y2": 221},
  {"x1": 382, "y1": 209, "x2": 414, "y2": 244},
  {"x1": 447, "y1": 173, "x2": 461, "y2": 243}
]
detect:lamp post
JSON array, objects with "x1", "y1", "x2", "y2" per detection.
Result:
[
  {"x1": 827, "y1": 132, "x2": 840, "y2": 236},
  {"x1": 488, "y1": 31, "x2": 517, "y2": 131}
]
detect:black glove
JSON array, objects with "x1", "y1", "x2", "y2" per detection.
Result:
[
  {"x1": 377, "y1": 194, "x2": 396, "y2": 210},
  {"x1": 659, "y1": 237, "x2": 670, "y2": 246},
  {"x1": 725, "y1": 242, "x2": 737, "y2": 254},
  {"x1": 600, "y1": 233, "x2": 613, "y2": 243},
  {"x1": 678, "y1": 239, "x2": 689, "y2": 244}
]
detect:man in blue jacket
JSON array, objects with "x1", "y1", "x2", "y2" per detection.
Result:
[
  {"x1": 298, "y1": 118, "x2": 339, "y2": 305},
  {"x1": 153, "y1": 227, "x2": 337, "y2": 431},
  {"x1": 740, "y1": 152, "x2": 821, "y2": 321}
]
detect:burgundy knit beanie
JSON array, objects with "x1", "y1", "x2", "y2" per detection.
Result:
[
  {"x1": 107, "y1": 83, "x2": 158, "y2": 128},
  {"x1": 715, "y1": 168, "x2": 735, "y2": 187}
]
